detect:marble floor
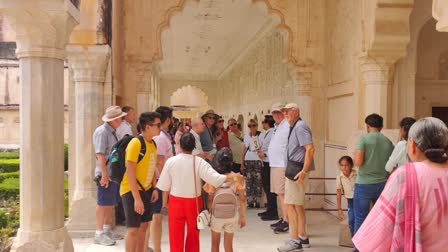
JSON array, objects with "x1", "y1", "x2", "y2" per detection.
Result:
[{"x1": 72, "y1": 210, "x2": 353, "y2": 252}]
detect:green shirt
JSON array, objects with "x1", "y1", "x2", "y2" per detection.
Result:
[{"x1": 355, "y1": 132, "x2": 394, "y2": 184}]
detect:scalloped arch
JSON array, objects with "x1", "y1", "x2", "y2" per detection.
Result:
[
  {"x1": 154, "y1": 0, "x2": 296, "y2": 64},
  {"x1": 170, "y1": 85, "x2": 209, "y2": 108}
]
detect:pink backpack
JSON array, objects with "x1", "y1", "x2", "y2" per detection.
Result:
[{"x1": 211, "y1": 182, "x2": 238, "y2": 219}]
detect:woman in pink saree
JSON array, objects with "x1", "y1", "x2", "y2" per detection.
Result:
[{"x1": 353, "y1": 117, "x2": 448, "y2": 252}]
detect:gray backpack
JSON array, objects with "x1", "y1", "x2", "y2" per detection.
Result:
[{"x1": 211, "y1": 182, "x2": 238, "y2": 219}]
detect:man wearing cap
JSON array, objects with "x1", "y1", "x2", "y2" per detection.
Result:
[
  {"x1": 267, "y1": 102, "x2": 290, "y2": 233},
  {"x1": 278, "y1": 103, "x2": 315, "y2": 252},
  {"x1": 92, "y1": 105, "x2": 126, "y2": 246},
  {"x1": 200, "y1": 109, "x2": 218, "y2": 161}
]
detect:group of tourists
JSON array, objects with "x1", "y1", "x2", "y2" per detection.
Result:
[{"x1": 91, "y1": 102, "x2": 448, "y2": 252}]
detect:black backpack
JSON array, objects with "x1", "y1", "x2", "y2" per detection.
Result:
[{"x1": 108, "y1": 135, "x2": 156, "y2": 187}]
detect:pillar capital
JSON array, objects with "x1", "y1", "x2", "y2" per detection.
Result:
[
  {"x1": 0, "y1": 0, "x2": 79, "y2": 59},
  {"x1": 66, "y1": 44, "x2": 111, "y2": 82},
  {"x1": 433, "y1": 0, "x2": 448, "y2": 32},
  {"x1": 359, "y1": 56, "x2": 396, "y2": 86}
]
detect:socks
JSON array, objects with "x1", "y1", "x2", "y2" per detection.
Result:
[
  {"x1": 299, "y1": 235, "x2": 308, "y2": 240},
  {"x1": 95, "y1": 230, "x2": 103, "y2": 236},
  {"x1": 103, "y1": 224, "x2": 111, "y2": 233}
]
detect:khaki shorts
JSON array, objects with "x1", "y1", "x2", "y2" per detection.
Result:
[
  {"x1": 284, "y1": 173, "x2": 309, "y2": 205},
  {"x1": 210, "y1": 214, "x2": 239, "y2": 233},
  {"x1": 270, "y1": 167, "x2": 286, "y2": 194}
]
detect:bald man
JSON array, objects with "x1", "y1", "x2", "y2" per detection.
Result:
[{"x1": 190, "y1": 117, "x2": 212, "y2": 160}]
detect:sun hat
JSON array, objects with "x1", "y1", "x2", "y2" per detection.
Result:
[{"x1": 101, "y1": 106, "x2": 127, "y2": 122}]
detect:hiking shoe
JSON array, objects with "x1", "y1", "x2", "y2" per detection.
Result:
[
  {"x1": 277, "y1": 239, "x2": 303, "y2": 252},
  {"x1": 299, "y1": 237, "x2": 310, "y2": 248},
  {"x1": 104, "y1": 231, "x2": 124, "y2": 240},
  {"x1": 270, "y1": 219, "x2": 284, "y2": 229},
  {"x1": 261, "y1": 214, "x2": 280, "y2": 221},
  {"x1": 274, "y1": 221, "x2": 289, "y2": 234},
  {"x1": 94, "y1": 233, "x2": 116, "y2": 246}
]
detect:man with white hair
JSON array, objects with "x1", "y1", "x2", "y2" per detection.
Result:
[
  {"x1": 191, "y1": 117, "x2": 212, "y2": 160},
  {"x1": 278, "y1": 103, "x2": 315, "y2": 252}
]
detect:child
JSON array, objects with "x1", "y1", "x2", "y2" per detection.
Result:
[
  {"x1": 204, "y1": 147, "x2": 246, "y2": 252},
  {"x1": 336, "y1": 156, "x2": 357, "y2": 237}
]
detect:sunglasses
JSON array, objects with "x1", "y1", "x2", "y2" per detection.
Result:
[
  {"x1": 248, "y1": 124, "x2": 257, "y2": 128},
  {"x1": 229, "y1": 123, "x2": 237, "y2": 126},
  {"x1": 149, "y1": 122, "x2": 161, "y2": 128},
  {"x1": 218, "y1": 120, "x2": 224, "y2": 123}
]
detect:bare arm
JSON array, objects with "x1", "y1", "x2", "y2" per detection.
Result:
[
  {"x1": 96, "y1": 153, "x2": 110, "y2": 187},
  {"x1": 294, "y1": 143, "x2": 315, "y2": 182},
  {"x1": 336, "y1": 189, "x2": 344, "y2": 219},
  {"x1": 354, "y1": 149, "x2": 364, "y2": 167}
]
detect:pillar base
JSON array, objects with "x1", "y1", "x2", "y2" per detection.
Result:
[
  {"x1": 11, "y1": 226, "x2": 73, "y2": 252},
  {"x1": 66, "y1": 196, "x2": 97, "y2": 238}
]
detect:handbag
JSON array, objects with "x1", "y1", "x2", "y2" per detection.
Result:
[
  {"x1": 193, "y1": 155, "x2": 210, "y2": 230},
  {"x1": 285, "y1": 160, "x2": 304, "y2": 181}
]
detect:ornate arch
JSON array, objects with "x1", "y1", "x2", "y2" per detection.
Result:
[
  {"x1": 153, "y1": 0, "x2": 298, "y2": 65},
  {"x1": 170, "y1": 85, "x2": 209, "y2": 108}
]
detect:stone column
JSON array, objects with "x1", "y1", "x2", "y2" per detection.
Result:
[
  {"x1": 0, "y1": 1, "x2": 79, "y2": 251},
  {"x1": 135, "y1": 65, "x2": 152, "y2": 115},
  {"x1": 65, "y1": 45, "x2": 111, "y2": 236},
  {"x1": 359, "y1": 56, "x2": 395, "y2": 127}
]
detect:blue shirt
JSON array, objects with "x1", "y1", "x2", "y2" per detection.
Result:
[
  {"x1": 287, "y1": 118, "x2": 315, "y2": 171},
  {"x1": 93, "y1": 122, "x2": 118, "y2": 176}
]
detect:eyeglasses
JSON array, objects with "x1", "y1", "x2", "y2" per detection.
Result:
[
  {"x1": 149, "y1": 122, "x2": 161, "y2": 128},
  {"x1": 248, "y1": 124, "x2": 257, "y2": 128},
  {"x1": 218, "y1": 120, "x2": 224, "y2": 123},
  {"x1": 229, "y1": 123, "x2": 237, "y2": 126}
]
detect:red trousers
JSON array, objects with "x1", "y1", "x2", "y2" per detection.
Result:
[{"x1": 168, "y1": 195, "x2": 203, "y2": 252}]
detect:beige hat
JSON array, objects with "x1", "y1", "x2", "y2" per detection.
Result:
[
  {"x1": 102, "y1": 106, "x2": 127, "y2": 122},
  {"x1": 281, "y1": 103, "x2": 299, "y2": 111},
  {"x1": 271, "y1": 102, "x2": 286, "y2": 113}
]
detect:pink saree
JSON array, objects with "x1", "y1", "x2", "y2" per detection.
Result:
[{"x1": 353, "y1": 162, "x2": 422, "y2": 252}]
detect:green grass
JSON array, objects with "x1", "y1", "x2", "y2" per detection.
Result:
[{"x1": 0, "y1": 152, "x2": 19, "y2": 159}]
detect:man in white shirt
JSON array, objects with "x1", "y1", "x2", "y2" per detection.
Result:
[
  {"x1": 267, "y1": 102, "x2": 290, "y2": 233},
  {"x1": 191, "y1": 117, "x2": 212, "y2": 160},
  {"x1": 116, "y1": 106, "x2": 136, "y2": 139}
]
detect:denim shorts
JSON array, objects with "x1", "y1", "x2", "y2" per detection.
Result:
[{"x1": 97, "y1": 182, "x2": 119, "y2": 206}]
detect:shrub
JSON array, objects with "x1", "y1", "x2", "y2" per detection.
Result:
[
  {"x1": 0, "y1": 172, "x2": 19, "y2": 184},
  {"x1": 0, "y1": 152, "x2": 19, "y2": 160},
  {"x1": 0, "y1": 159, "x2": 19, "y2": 173},
  {"x1": 0, "y1": 178, "x2": 19, "y2": 200},
  {"x1": 64, "y1": 144, "x2": 68, "y2": 172}
]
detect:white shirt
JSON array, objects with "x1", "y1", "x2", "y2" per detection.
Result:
[
  {"x1": 244, "y1": 133, "x2": 262, "y2": 161},
  {"x1": 116, "y1": 120, "x2": 133, "y2": 140},
  {"x1": 191, "y1": 130, "x2": 203, "y2": 155},
  {"x1": 268, "y1": 119, "x2": 289, "y2": 167},
  {"x1": 153, "y1": 130, "x2": 173, "y2": 159},
  {"x1": 385, "y1": 140, "x2": 408, "y2": 172},
  {"x1": 156, "y1": 154, "x2": 227, "y2": 198}
]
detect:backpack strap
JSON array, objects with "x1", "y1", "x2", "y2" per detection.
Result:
[{"x1": 135, "y1": 135, "x2": 148, "y2": 191}]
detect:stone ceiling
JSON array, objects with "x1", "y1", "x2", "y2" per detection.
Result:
[{"x1": 159, "y1": 0, "x2": 280, "y2": 80}]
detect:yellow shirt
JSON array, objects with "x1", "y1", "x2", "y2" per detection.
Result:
[{"x1": 120, "y1": 137, "x2": 157, "y2": 195}]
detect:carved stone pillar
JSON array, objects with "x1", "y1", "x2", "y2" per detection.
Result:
[
  {"x1": 135, "y1": 64, "x2": 152, "y2": 115},
  {"x1": 0, "y1": 1, "x2": 79, "y2": 251},
  {"x1": 433, "y1": 0, "x2": 448, "y2": 32},
  {"x1": 66, "y1": 45, "x2": 111, "y2": 236},
  {"x1": 360, "y1": 56, "x2": 395, "y2": 127}
]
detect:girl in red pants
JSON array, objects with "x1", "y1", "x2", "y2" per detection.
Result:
[{"x1": 157, "y1": 132, "x2": 243, "y2": 252}]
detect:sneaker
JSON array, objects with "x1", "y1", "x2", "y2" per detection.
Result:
[
  {"x1": 270, "y1": 219, "x2": 284, "y2": 229},
  {"x1": 299, "y1": 237, "x2": 310, "y2": 248},
  {"x1": 277, "y1": 239, "x2": 303, "y2": 252},
  {"x1": 104, "y1": 231, "x2": 124, "y2": 240},
  {"x1": 94, "y1": 233, "x2": 116, "y2": 246},
  {"x1": 274, "y1": 221, "x2": 289, "y2": 234}
]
